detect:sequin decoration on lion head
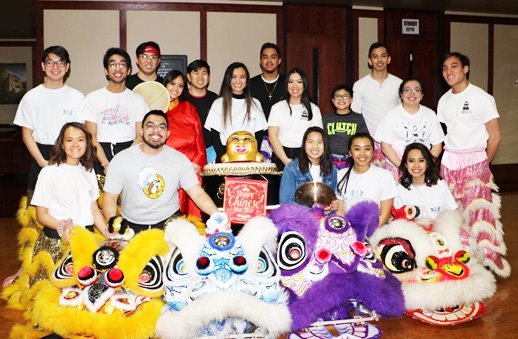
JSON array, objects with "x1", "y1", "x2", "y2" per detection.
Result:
[
  {"x1": 221, "y1": 130, "x2": 264, "y2": 162},
  {"x1": 369, "y1": 210, "x2": 497, "y2": 326},
  {"x1": 270, "y1": 202, "x2": 405, "y2": 334},
  {"x1": 26, "y1": 227, "x2": 169, "y2": 338}
]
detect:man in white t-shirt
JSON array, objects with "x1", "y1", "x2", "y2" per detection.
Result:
[
  {"x1": 84, "y1": 47, "x2": 148, "y2": 174},
  {"x1": 13, "y1": 45, "x2": 85, "y2": 193},
  {"x1": 438, "y1": 51, "x2": 508, "y2": 278},
  {"x1": 103, "y1": 110, "x2": 226, "y2": 234},
  {"x1": 351, "y1": 42, "x2": 402, "y2": 162}
]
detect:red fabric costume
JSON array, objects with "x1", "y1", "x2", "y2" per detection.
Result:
[{"x1": 165, "y1": 99, "x2": 206, "y2": 218}]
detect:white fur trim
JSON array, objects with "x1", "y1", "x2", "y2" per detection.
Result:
[
  {"x1": 155, "y1": 291, "x2": 291, "y2": 339},
  {"x1": 403, "y1": 263, "x2": 496, "y2": 310},
  {"x1": 238, "y1": 216, "x2": 279, "y2": 277},
  {"x1": 164, "y1": 218, "x2": 206, "y2": 275}
]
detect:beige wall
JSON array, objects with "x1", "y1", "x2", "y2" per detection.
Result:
[
  {"x1": 493, "y1": 24, "x2": 518, "y2": 164},
  {"x1": 126, "y1": 10, "x2": 200, "y2": 74},
  {"x1": 42, "y1": 9, "x2": 276, "y2": 95},
  {"x1": 0, "y1": 46, "x2": 32, "y2": 124},
  {"x1": 450, "y1": 22, "x2": 489, "y2": 91},
  {"x1": 207, "y1": 12, "x2": 277, "y2": 93},
  {"x1": 357, "y1": 17, "x2": 378, "y2": 78},
  {"x1": 44, "y1": 10, "x2": 120, "y2": 95}
]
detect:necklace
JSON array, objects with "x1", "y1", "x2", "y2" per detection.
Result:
[{"x1": 263, "y1": 79, "x2": 278, "y2": 101}]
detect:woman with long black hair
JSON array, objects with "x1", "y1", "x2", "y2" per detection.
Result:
[{"x1": 268, "y1": 68, "x2": 323, "y2": 170}]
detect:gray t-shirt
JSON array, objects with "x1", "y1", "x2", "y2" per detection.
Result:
[{"x1": 104, "y1": 144, "x2": 199, "y2": 224}]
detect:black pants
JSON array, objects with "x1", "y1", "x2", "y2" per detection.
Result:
[
  {"x1": 272, "y1": 146, "x2": 300, "y2": 171},
  {"x1": 27, "y1": 143, "x2": 53, "y2": 191},
  {"x1": 94, "y1": 141, "x2": 133, "y2": 174}
]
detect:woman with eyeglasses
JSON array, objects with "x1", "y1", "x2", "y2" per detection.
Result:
[
  {"x1": 163, "y1": 70, "x2": 206, "y2": 218},
  {"x1": 268, "y1": 68, "x2": 323, "y2": 170},
  {"x1": 374, "y1": 77, "x2": 444, "y2": 179},
  {"x1": 204, "y1": 62, "x2": 267, "y2": 162},
  {"x1": 323, "y1": 84, "x2": 369, "y2": 170}
]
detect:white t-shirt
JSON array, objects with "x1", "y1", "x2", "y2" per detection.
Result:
[
  {"x1": 268, "y1": 100, "x2": 323, "y2": 148},
  {"x1": 309, "y1": 165, "x2": 322, "y2": 182},
  {"x1": 31, "y1": 163, "x2": 99, "y2": 227},
  {"x1": 375, "y1": 104, "x2": 444, "y2": 152},
  {"x1": 13, "y1": 84, "x2": 85, "y2": 144},
  {"x1": 204, "y1": 97, "x2": 267, "y2": 145},
  {"x1": 337, "y1": 165, "x2": 398, "y2": 209},
  {"x1": 83, "y1": 87, "x2": 148, "y2": 143},
  {"x1": 394, "y1": 180, "x2": 457, "y2": 220},
  {"x1": 351, "y1": 74, "x2": 402, "y2": 135},
  {"x1": 437, "y1": 83, "x2": 499, "y2": 150}
]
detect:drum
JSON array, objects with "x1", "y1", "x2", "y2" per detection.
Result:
[{"x1": 202, "y1": 162, "x2": 282, "y2": 207}]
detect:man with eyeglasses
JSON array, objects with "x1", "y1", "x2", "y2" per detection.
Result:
[
  {"x1": 13, "y1": 45, "x2": 85, "y2": 197},
  {"x1": 103, "y1": 110, "x2": 227, "y2": 234},
  {"x1": 323, "y1": 84, "x2": 368, "y2": 169},
  {"x1": 126, "y1": 41, "x2": 163, "y2": 90},
  {"x1": 351, "y1": 42, "x2": 402, "y2": 163},
  {"x1": 84, "y1": 47, "x2": 148, "y2": 174}
]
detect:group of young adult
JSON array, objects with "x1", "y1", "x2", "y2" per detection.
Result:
[
  {"x1": 11, "y1": 38, "x2": 508, "y2": 286},
  {"x1": 276, "y1": 42, "x2": 507, "y2": 277}
]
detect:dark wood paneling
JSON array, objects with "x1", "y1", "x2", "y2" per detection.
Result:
[
  {"x1": 285, "y1": 4, "x2": 348, "y2": 113},
  {"x1": 491, "y1": 164, "x2": 518, "y2": 193},
  {"x1": 385, "y1": 9, "x2": 441, "y2": 109},
  {"x1": 200, "y1": 10, "x2": 207, "y2": 60}
]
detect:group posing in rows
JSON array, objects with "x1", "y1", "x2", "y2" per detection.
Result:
[{"x1": 8, "y1": 39, "x2": 508, "y2": 291}]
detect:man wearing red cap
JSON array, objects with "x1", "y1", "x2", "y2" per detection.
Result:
[{"x1": 126, "y1": 41, "x2": 164, "y2": 90}]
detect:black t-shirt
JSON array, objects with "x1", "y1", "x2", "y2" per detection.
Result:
[
  {"x1": 323, "y1": 111, "x2": 369, "y2": 155},
  {"x1": 185, "y1": 90, "x2": 219, "y2": 148},
  {"x1": 250, "y1": 74, "x2": 285, "y2": 120},
  {"x1": 125, "y1": 73, "x2": 164, "y2": 90}
]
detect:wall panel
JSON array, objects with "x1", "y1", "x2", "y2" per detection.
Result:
[
  {"x1": 493, "y1": 24, "x2": 518, "y2": 164},
  {"x1": 127, "y1": 10, "x2": 200, "y2": 72},
  {"x1": 44, "y1": 10, "x2": 120, "y2": 94},
  {"x1": 207, "y1": 12, "x2": 276, "y2": 93},
  {"x1": 357, "y1": 17, "x2": 378, "y2": 78},
  {"x1": 450, "y1": 22, "x2": 489, "y2": 91}
]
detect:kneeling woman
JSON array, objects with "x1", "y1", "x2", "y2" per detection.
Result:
[
  {"x1": 280, "y1": 127, "x2": 337, "y2": 203},
  {"x1": 336, "y1": 133, "x2": 398, "y2": 227},
  {"x1": 30, "y1": 122, "x2": 109, "y2": 281},
  {"x1": 395, "y1": 142, "x2": 457, "y2": 220}
]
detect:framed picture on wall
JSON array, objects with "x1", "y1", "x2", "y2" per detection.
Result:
[
  {"x1": 0, "y1": 63, "x2": 27, "y2": 105},
  {"x1": 157, "y1": 55, "x2": 187, "y2": 78}
]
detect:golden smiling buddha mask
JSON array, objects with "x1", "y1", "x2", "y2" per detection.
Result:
[{"x1": 221, "y1": 131, "x2": 264, "y2": 163}]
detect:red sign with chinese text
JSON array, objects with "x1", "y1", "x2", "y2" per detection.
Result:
[{"x1": 223, "y1": 177, "x2": 268, "y2": 223}]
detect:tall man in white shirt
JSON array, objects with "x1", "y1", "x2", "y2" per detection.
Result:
[
  {"x1": 84, "y1": 47, "x2": 148, "y2": 174},
  {"x1": 13, "y1": 45, "x2": 85, "y2": 195},
  {"x1": 438, "y1": 51, "x2": 508, "y2": 278},
  {"x1": 351, "y1": 42, "x2": 402, "y2": 163}
]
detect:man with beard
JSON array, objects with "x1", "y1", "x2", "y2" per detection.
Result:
[
  {"x1": 84, "y1": 47, "x2": 148, "y2": 174},
  {"x1": 102, "y1": 110, "x2": 223, "y2": 232},
  {"x1": 125, "y1": 41, "x2": 163, "y2": 90},
  {"x1": 250, "y1": 42, "x2": 285, "y2": 120}
]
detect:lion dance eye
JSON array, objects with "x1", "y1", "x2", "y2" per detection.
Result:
[
  {"x1": 277, "y1": 231, "x2": 307, "y2": 271},
  {"x1": 138, "y1": 255, "x2": 163, "y2": 291},
  {"x1": 378, "y1": 238, "x2": 417, "y2": 274},
  {"x1": 77, "y1": 266, "x2": 97, "y2": 286}
]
